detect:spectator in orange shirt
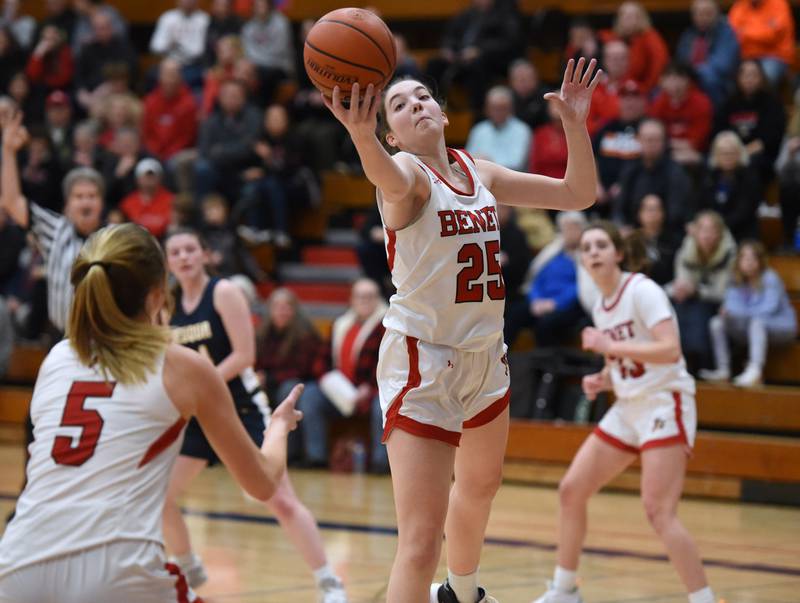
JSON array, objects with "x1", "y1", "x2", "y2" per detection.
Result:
[
  {"x1": 119, "y1": 158, "x2": 174, "y2": 239},
  {"x1": 602, "y1": 1, "x2": 669, "y2": 94},
  {"x1": 648, "y1": 63, "x2": 714, "y2": 165},
  {"x1": 587, "y1": 39, "x2": 629, "y2": 135},
  {"x1": 728, "y1": 0, "x2": 795, "y2": 87}
]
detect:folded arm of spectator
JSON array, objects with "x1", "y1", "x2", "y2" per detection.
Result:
[{"x1": 0, "y1": 112, "x2": 29, "y2": 228}]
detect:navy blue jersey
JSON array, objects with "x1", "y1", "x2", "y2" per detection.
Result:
[{"x1": 171, "y1": 277, "x2": 263, "y2": 410}]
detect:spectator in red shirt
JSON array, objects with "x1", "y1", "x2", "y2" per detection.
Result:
[
  {"x1": 142, "y1": 58, "x2": 198, "y2": 163},
  {"x1": 587, "y1": 39, "x2": 629, "y2": 135},
  {"x1": 119, "y1": 158, "x2": 174, "y2": 239},
  {"x1": 299, "y1": 279, "x2": 388, "y2": 472},
  {"x1": 25, "y1": 25, "x2": 74, "y2": 105},
  {"x1": 201, "y1": 34, "x2": 241, "y2": 117},
  {"x1": 602, "y1": 1, "x2": 669, "y2": 93},
  {"x1": 648, "y1": 62, "x2": 714, "y2": 165},
  {"x1": 529, "y1": 102, "x2": 568, "y2": 178}
]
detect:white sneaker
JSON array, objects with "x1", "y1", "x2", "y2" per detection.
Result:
[
  {"x1": 318, "y1": 576, "x2": 348, "y2": 603},
  {"x1": 732, "y1": 364, "x2": 762, "y2": 388},
  {"x1": 698, "y1": 368, "x2": 731, "y2": 382},
  {"x1": 531, "y1": 581, "x2": 582, "y2": 603},
  {"x1": 172, "y1": 554, "x2": 208, "y2": 589},
  {"x1": 430, "y1": 581, "x2": 499, "y2": 602}
]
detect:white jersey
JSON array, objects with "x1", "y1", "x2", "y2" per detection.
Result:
[
  {"x1": 0, "y1": 341, "x2": 185, "y2": 577},
  {"x1": 592, "y1": 272, "x2": 695, "y2": 400},
  {"x1": 379, "y1": 149, "x2": 505, "y2": 350}
]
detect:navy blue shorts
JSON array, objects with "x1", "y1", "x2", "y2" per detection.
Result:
[{"x1": 180, "y1": 404, "x2": 266, "y2": 466}]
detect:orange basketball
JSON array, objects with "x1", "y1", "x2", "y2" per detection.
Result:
[{"x1": 303, "y1": 8, "x2": 396, "y2": 101}]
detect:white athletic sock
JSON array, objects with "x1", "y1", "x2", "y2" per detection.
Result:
[
  {"x1": 313, "y1": 563, "x2": 338, "y2": 586},
  {"x1": 448, "y1": 568, "x2": 479, "y2": 603},
  {"x1": 688, "y1": 586, "x2": 715, "y2": 603},
  {"x1": 553, "y1": 566, "x2": 577, "y2": 593}
]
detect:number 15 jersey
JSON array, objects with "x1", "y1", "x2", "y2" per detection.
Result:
[
  {"x1": 379, "y1": 149, "x2": 505, "y2": 351},
  {"x1": 592, "y1": 272, "x2": 694, "y2": 400}
]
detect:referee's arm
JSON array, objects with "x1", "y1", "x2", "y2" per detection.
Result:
[{"x1": 0, "y1": 113, "x2": 30, "y2": 229}]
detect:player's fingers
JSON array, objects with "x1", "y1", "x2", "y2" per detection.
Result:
[
  {"x1": 349, "y1": 82, "x2": 360, "y2": 119},
  {"x1": 562, "y1": 58, "x2": 575, "y2": 87},
  {"x1": 331, "y1": 86, "x2": 344, "y2": 115},
  {"x1": 360, "y1": 83, "x2": 375, "y2": 120},
  {"x1": 581, "y1": 58, "x2": 597, "y2": 86},
  {"x1": 588, "y1": 68, "x2": 603, "y2": 91},
  {"x1": 573, "y1": 57, "x2": 585, "y2": 85}
]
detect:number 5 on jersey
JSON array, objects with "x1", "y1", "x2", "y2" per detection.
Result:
[
  {"x1": 51, "y1": 381, "x2": 116, "y2": 466},
  {"x1": 455, "y1": 240, "x2": 506, "y2": 303}
]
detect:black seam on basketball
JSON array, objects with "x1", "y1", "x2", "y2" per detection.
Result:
[
  {"x1": 317, "y1": 18, "x2": 393, "y2": 72},
  {"x1": 305, "y1": 40, "x2": 387, "y2": 80}
]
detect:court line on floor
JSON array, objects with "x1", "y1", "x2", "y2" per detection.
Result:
[
  {"x1": 2, "y1": 493, "x2": 798, "y2": 579},
  {"x1": 177, "y1": 507, "x2": 800, "y2": 578}
]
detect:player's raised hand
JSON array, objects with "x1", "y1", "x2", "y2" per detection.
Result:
[
  {"x1": 269, "y1": 383, "x2": 304, "y2": 435},
  {"x1": 323, "y1": 82, "x2": 380, "y2": 142},
  {"x1": 544, "y1": 57, "x2": 602, "y2": 127},
  {"x1": 1, "y1": 111, "x2": 29, "y2": 153}
]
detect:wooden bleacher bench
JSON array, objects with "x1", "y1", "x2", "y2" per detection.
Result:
[
  {"x1": 321, "y1": 172, "x2": 375, "y2": 210},
  {"x1": 765, "y1": 342, "x2": 800, "y2": 384},
  {"x1": 769, "y1": 255, "x2": 800, "y2": 294},
  {"x1": 4, "y1": 344, "x2": 47, "y2": 384},
  {"x1": 696, "y1": 383, "x2": 800, "y2": 432},
  {"x1": 0, "y1": 386, "x2": 31, "y2": 423}
]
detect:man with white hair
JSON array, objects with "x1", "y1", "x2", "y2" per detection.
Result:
[
  {"x1": 466, "y1": 85, "x2": 532, "y2": 172},
  {"x1": 504, "y1": 211, "x2": 590, "y2": 347}
]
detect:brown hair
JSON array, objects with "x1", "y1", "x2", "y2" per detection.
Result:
[
  {"x1": 258, "y1": 288, "x2": 320, "y2": 361},
  {"x1": 582, "y1": 220, "x2": 651, "y2": 273},
  {"x1": 68, "y1": 224, "x2": 170, "y2": 384},
  {"x1": 732, "y1": 239, "x2": 768, "y2": 288}
]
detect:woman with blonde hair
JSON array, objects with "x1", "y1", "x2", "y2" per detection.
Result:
[
  {"x1": 0, "y1": 223, "x2": 302, "y2": 602},
  {"x1": 699, "y1": 130, "x2": 760, "y2": 240},
  {"x1": 668, "y1": 210, "x2": 737, "y2": 373},
  {"x1": 700, "y1": 240, "x2": 797, "y2": 386}
]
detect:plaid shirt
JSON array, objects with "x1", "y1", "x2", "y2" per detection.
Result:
[
  {"x1": 313, "y1": 321, "x2": 385, "y2": 391},
  {"x1": 255, "y1": 329, "x2": 322, "y2": 390}
]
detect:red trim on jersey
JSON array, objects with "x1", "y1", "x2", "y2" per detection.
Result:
[
  {"x1": 463, "y1": 388, "x2": 510, "y2": 428},
  {"x1": 640, "y1": 391, "x2": 690, "y2": 451},
  {"x1": 601, "y1": 272, "x2": 639, "y2": 312},
  {"x1": 419, "y1": 148, "x2": 476, "y2": 196},
  {"x1": 461, "y1": 149, "x2": 476, "y2": 164},
  {"x1": 385, "y1": 227, "x2": 396, "y2": 271},
  {"x1": 138, "y1": 418, "x2": 187, "y2": 468},
  {"x1": 593, "y1": 426, "x2": 639, "y2": 454},
  {"x1": 391, "y1": 414, "x2": 461, "y2": 446},
  {"x1": 165, "y1": 562, "x2": 193, "y2": 603}
]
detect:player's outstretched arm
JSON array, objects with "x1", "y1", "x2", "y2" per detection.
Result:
[
  {"x1": 323, "y1": 83, "x2": 428, "y2": 229},
  {"x1": 0, "y1": 111, "x2": 31, "y2": 228},
  {"x1": 479, "y1": 58, "x2": 601, "y2": 211},
  {"x1": 164, "y1": 344, "x2": 300, "y2": 501}
]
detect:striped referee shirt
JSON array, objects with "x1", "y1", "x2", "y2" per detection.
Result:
[{"x1": 28, "y1": 202, "x2": 86, "y2": 333}]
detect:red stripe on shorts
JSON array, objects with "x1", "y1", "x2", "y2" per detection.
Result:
[
  {"x1": 593, "y1": 426, "x2": 639, "y2": 454},
  {"x1": 139, "y1": 418, "x2": 187, "y2": 467},
  {"x1": 463, "y1": 388, "x2": 510, "y2": 429},
  {"x1": 640, "y1": 391, "x2": 689, "y2": 451},
  {"x1": 165, "y1": 562, "x2": 192, "y2": 603}
]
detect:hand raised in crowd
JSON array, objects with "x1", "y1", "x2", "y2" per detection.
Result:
[{"x1": 1, "y1": 111, "x2": 29, "y2": 153}]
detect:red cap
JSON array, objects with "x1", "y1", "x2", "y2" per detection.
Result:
[
  {"x1": 46, "y1": 90, "x2": 70, "y2": 108},
  {"x1": 619, "y1": 80, "x2": 643, "y2": 96}
]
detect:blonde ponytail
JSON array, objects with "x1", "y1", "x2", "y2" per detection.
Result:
[{"x1": 68, "y1": 224, "x2": 170, "y2": 384}]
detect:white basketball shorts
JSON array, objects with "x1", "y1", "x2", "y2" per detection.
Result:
[
  {"x1": 377, "y1": 329, "x2": 510, "y2": 446},
  {"x1": 594, "y1": 390, "x2": 697, "y2": 453},
  {"x1": 0, "y1": 540, "x2": 201, "y2": 603}
]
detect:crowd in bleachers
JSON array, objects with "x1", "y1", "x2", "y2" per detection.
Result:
[{"x1": 1, "y1": 0, "x2": 800, "y2": 466}]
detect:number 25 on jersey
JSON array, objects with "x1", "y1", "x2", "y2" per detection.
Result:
[{"x1": 455, "y1": 240, "x2": 506, "y2": 303}]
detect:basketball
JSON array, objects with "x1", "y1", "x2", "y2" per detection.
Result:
[{"x1": 303, "y1": 8, "x2": 397, "y2": 101}]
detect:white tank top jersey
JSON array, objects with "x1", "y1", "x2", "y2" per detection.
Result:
[
  {"x1": 0, "y1": 340, "x2": 186, "y2": 577},
  {"x1": 592, "y1": 272, "x2": 695, "y2": 400},
  {"x1": 378, "y1": 148, "x2": 505, "y2": 350}
]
